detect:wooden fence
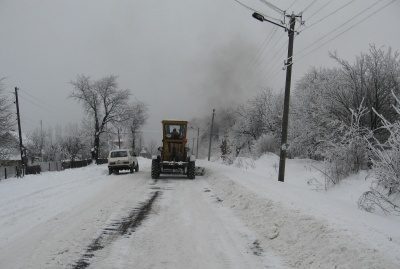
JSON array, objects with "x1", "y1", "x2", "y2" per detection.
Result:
[{"x1": 0, "y1": 159, "x2": 108, "y2": 180}]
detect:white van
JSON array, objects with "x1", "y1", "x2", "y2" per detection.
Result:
[{"x1": 108, "y1": 149, "x2": 139, "y2": 175}]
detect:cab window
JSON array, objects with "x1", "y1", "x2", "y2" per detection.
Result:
[{"x1": 165, "y1": 124, "x2": 185, "y2": 139}]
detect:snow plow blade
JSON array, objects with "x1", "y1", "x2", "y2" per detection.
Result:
[{"x1": 195, "y1": 166, "x2": 205, "y2": 176}]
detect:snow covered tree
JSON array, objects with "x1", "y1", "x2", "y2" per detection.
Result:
[
  {"x1": 291, "y1": 67, "x2": 344, "y2": 159},
  {"x1": 292, "y1": 46, "x2": 400, "y2": 160},
  {"x1": 359, "y1": 92, "x2": 400, "y2": 215},
  {"x1": 147, "y1": 139, "x2": 157, "y2": 156},
  {"x1": 61, "y1": 123, "x2": 86, "y2": 163},
  {"x1": 0, "y1": 79, "x2": 13, "y2": 133},
  {"x1": 0, "y1": 79, "x2": 15, "y2": 161},
  {"x1": 321, "y1": 102, "x2": 371, "y2": 187},
  {"x1": 330, "y1": 45, "x2": 400, "y2": 137},
  {"x1": 125, "y1": 100, "x2": 149, "y2": 152},
  {"x1": 221, "y1": 88, "x2": 282, "y2": 158},
  {"x1": 70, "y1": 75, "x2": 131, "y2": 163}
]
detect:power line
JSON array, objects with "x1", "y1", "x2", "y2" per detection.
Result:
[
  {"x1": 286, "y1": 0, "x2": 298, "y2": 11},
  {"x1": 306, "y1": 0, "x2": 335, "y2": 21},
  {"x1": 296, "y1": 0, "x2": 396, "y2": 63},
  {"x1": 301, "y1": 0, "x2": 318, "y2": 14},
  {"x1": 300, "y1": 0, "x2": 358, "y2": 32},
  {"x1": 19, "y1": 88, "x2": 59, "y2": 111},
  {"x1": 20, "y1": 119, "x2": 38, "y2": 129},
  {"x1": 295, "y1": 0, "x2": 383, "y2": 60},
  {"x1": 258, "y1": 35, "x2": 303, "y2": 89},
  {"x1": 248, "y1": 31, "x2": 287, "y2": 84},
  {"x1": 20, "y1": 114, "x2": 39, "y2": 124},
  {"x1": 233, "y1": 0, "x2": 282, "y2": 22},
  {"x1": 244, "y1": 26, "x2": 279, "y2": 78},
  {"x1": 18, "y1": 94, "x2": 56, "y2": 114},
  {"x1": 258, "y1": 0, "x2": 285, "y2": 15}
]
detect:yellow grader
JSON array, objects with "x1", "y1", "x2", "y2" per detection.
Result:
[{"x1": 151, "y1": 120, "x2": 204, "y2": 179}]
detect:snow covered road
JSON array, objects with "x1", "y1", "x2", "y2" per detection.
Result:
[
  {"x1": 0, "y1": 159, "x2": 279, "y2": 268},
  {"x1": 0, "y1": 156, "x2": 399, "y2": 268}
]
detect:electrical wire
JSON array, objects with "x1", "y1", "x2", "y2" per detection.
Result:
[
  {"x1": 306, "y1": 0, "x2": 335, "y2": 21},
  {"x1": 20, "y1": 113, "x2": 39, "y2": 124},
  {"x1": 259, "y1": 43, "x2": 288, "y2": 87},
  {"x1": 20, "y1": 119, "x2": 38, "y2": 129},
  {"x1": 296, "y1": 0, "x2": 396, "y2": 63},
  {"x1": 248, "y1": 31, "x2": 287, "y2": 82},
  {"x1": 301, "y1": 0, "x2": 318, "y2": 14},
  {"x1": 18, "y1": 94, "x2": 56, "y2": 114},
  {"x1": 286, "y1": 0, "x2": 298, "y2": 11},
  {"x1": 258, "y1": 0, "x2": 285, "y2": 15},
  {"x1": 244, "y1": 26, "x2": 279, "y2": 78},
  {"x1": 295, "y1": 0, "x2": 383, "y2": 60},
  {"x1": 19, "y1": 88, "x2": 59, "y2": 111},
  {"x1": 232, "y1": 0, "x2": 283, "y2": 22},
  {"x1": 301, "y1": 0, "x2": 358, "y2": 32}
]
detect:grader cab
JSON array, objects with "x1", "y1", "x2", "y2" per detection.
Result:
[{"x1": 151, "y1": 120, "x2": 197, "y2": 179}]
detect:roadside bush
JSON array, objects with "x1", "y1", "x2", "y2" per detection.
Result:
[
  {"x1": 251, "y1": 134, "x2": 279, "y2": 158},
  {"x1": 320, "y1": 103, "x2": 370, "y2": 188},
  {"x1": 359, "y1": 93, "x2": 400, "y2": 215}
]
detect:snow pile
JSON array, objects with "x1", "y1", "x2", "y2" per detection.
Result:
[{"x1": 200, "y1": 154, "x2": 400, "y2": 268}]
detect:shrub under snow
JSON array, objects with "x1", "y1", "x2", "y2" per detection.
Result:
[
  {"x1": 320, "y1": 103, "x2": 370, "y2": 188},
  {"x1": 359, "y1": 94, "x2": 400, "y2": 215}
]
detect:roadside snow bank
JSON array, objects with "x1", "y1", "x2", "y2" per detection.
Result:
[{"x1": 200, "y1": 154, "x2": 400, "y2": 268}]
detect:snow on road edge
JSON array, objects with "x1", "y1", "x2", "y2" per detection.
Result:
[{"x1": 203, "y1": 163, "x2": 398, "y2": 269}]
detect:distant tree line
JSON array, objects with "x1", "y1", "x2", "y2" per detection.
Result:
[{"x1": 0, "y1": 75, "x2": 149, "y2": 166}]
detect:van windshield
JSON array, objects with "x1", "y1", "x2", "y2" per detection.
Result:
[{"x1": 111, "y1": 151, "x2": 128, "y2": 158}]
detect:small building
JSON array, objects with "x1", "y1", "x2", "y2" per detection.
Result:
[{"x1": 139, "y1": 148, "x2": 151, "y2": 159}]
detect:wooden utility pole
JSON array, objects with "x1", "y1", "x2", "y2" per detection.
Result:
[
  {"x1": 40, "y1": 119, "x2": 43, "y2": 161},
  {"x1": 208, "y1": 109, "x2": 215, "y2": 161},
  {"x1": 196, "y1": 127, "x2": 199, "y2": 159},
  {"x1": 278, "y1": 13, "x2": 296, "y2": 182},
  {"x1": 252, "y1": 11, "x2": 302, "y2": 182},
  {"x1": 14, "y1": 87, "x2": 24, "y2": 168}
]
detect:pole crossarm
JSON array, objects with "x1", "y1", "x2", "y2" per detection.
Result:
[{"x1": 252, "y1": 12, "x2": 303, "y2": 35}]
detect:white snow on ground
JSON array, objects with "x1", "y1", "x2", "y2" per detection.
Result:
[{"x1": 0, "y1": 155, "x2": 399, "y2": 268}]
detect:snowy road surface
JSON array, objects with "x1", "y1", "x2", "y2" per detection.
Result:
[{"x1": 0, "y1": 156, "x2": 399, "y2": 268}]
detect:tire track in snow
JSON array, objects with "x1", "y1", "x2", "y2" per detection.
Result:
[{"x1": 71, "y1": 191, "x2": 160, "y2": 269}]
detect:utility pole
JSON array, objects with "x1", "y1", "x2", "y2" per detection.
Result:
[
  {"x1": 118, "y1": 128, "x2": 121, "y2": 149},
  {"x1": 278, "y1": 13, "x2": 296, "y2": 183},
  {"x1": 196, "y1": 127, "x2": 199, "y2": 159},
  {"x1": 40, "y1": 119, "x2": 43, "y2": 162},
  {"x1": 14, "y1": 87, "x2": 24, "y2": 169},
  {"x1": 208, "y1": 109, "x2": 215, "y2": 161},
  {"x1": 252, "y1": 11, "x2": 302, "y2": 182}
]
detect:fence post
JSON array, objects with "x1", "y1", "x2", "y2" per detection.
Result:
[{"x1": 4, "y1": 168, "x2": 6, "y2": 179}]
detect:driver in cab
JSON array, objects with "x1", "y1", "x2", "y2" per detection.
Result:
[{"x1": 171, "y1": 128, "x2": 180, "y2": 139}]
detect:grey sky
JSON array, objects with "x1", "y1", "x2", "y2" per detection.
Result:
[{"x1": 1, "y1": 0, "x2": 399, "y2": 144}]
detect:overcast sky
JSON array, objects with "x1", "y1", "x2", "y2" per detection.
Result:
[{"x1": 1, "y1": 0, "x2": 399, "y2": 145}]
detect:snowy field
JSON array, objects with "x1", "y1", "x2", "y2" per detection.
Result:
[{"x1": 0, "y1": 155, "x2": 399, "y2": 268}]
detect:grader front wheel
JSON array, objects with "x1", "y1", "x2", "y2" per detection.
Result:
[
  {"x1": 187, "y1": 161, "x2": 195, "y2": 180},
  {"x1": 151, "y1": 159, "x2": 160, "y2": 179}
]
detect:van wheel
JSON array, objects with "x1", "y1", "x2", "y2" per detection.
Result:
[
  {"x1": 130, "y1": 166, "x2": 134, "y2": 173},
  {"x1": 108, "y1": 169, "x2": 113, "y2": 175}
]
